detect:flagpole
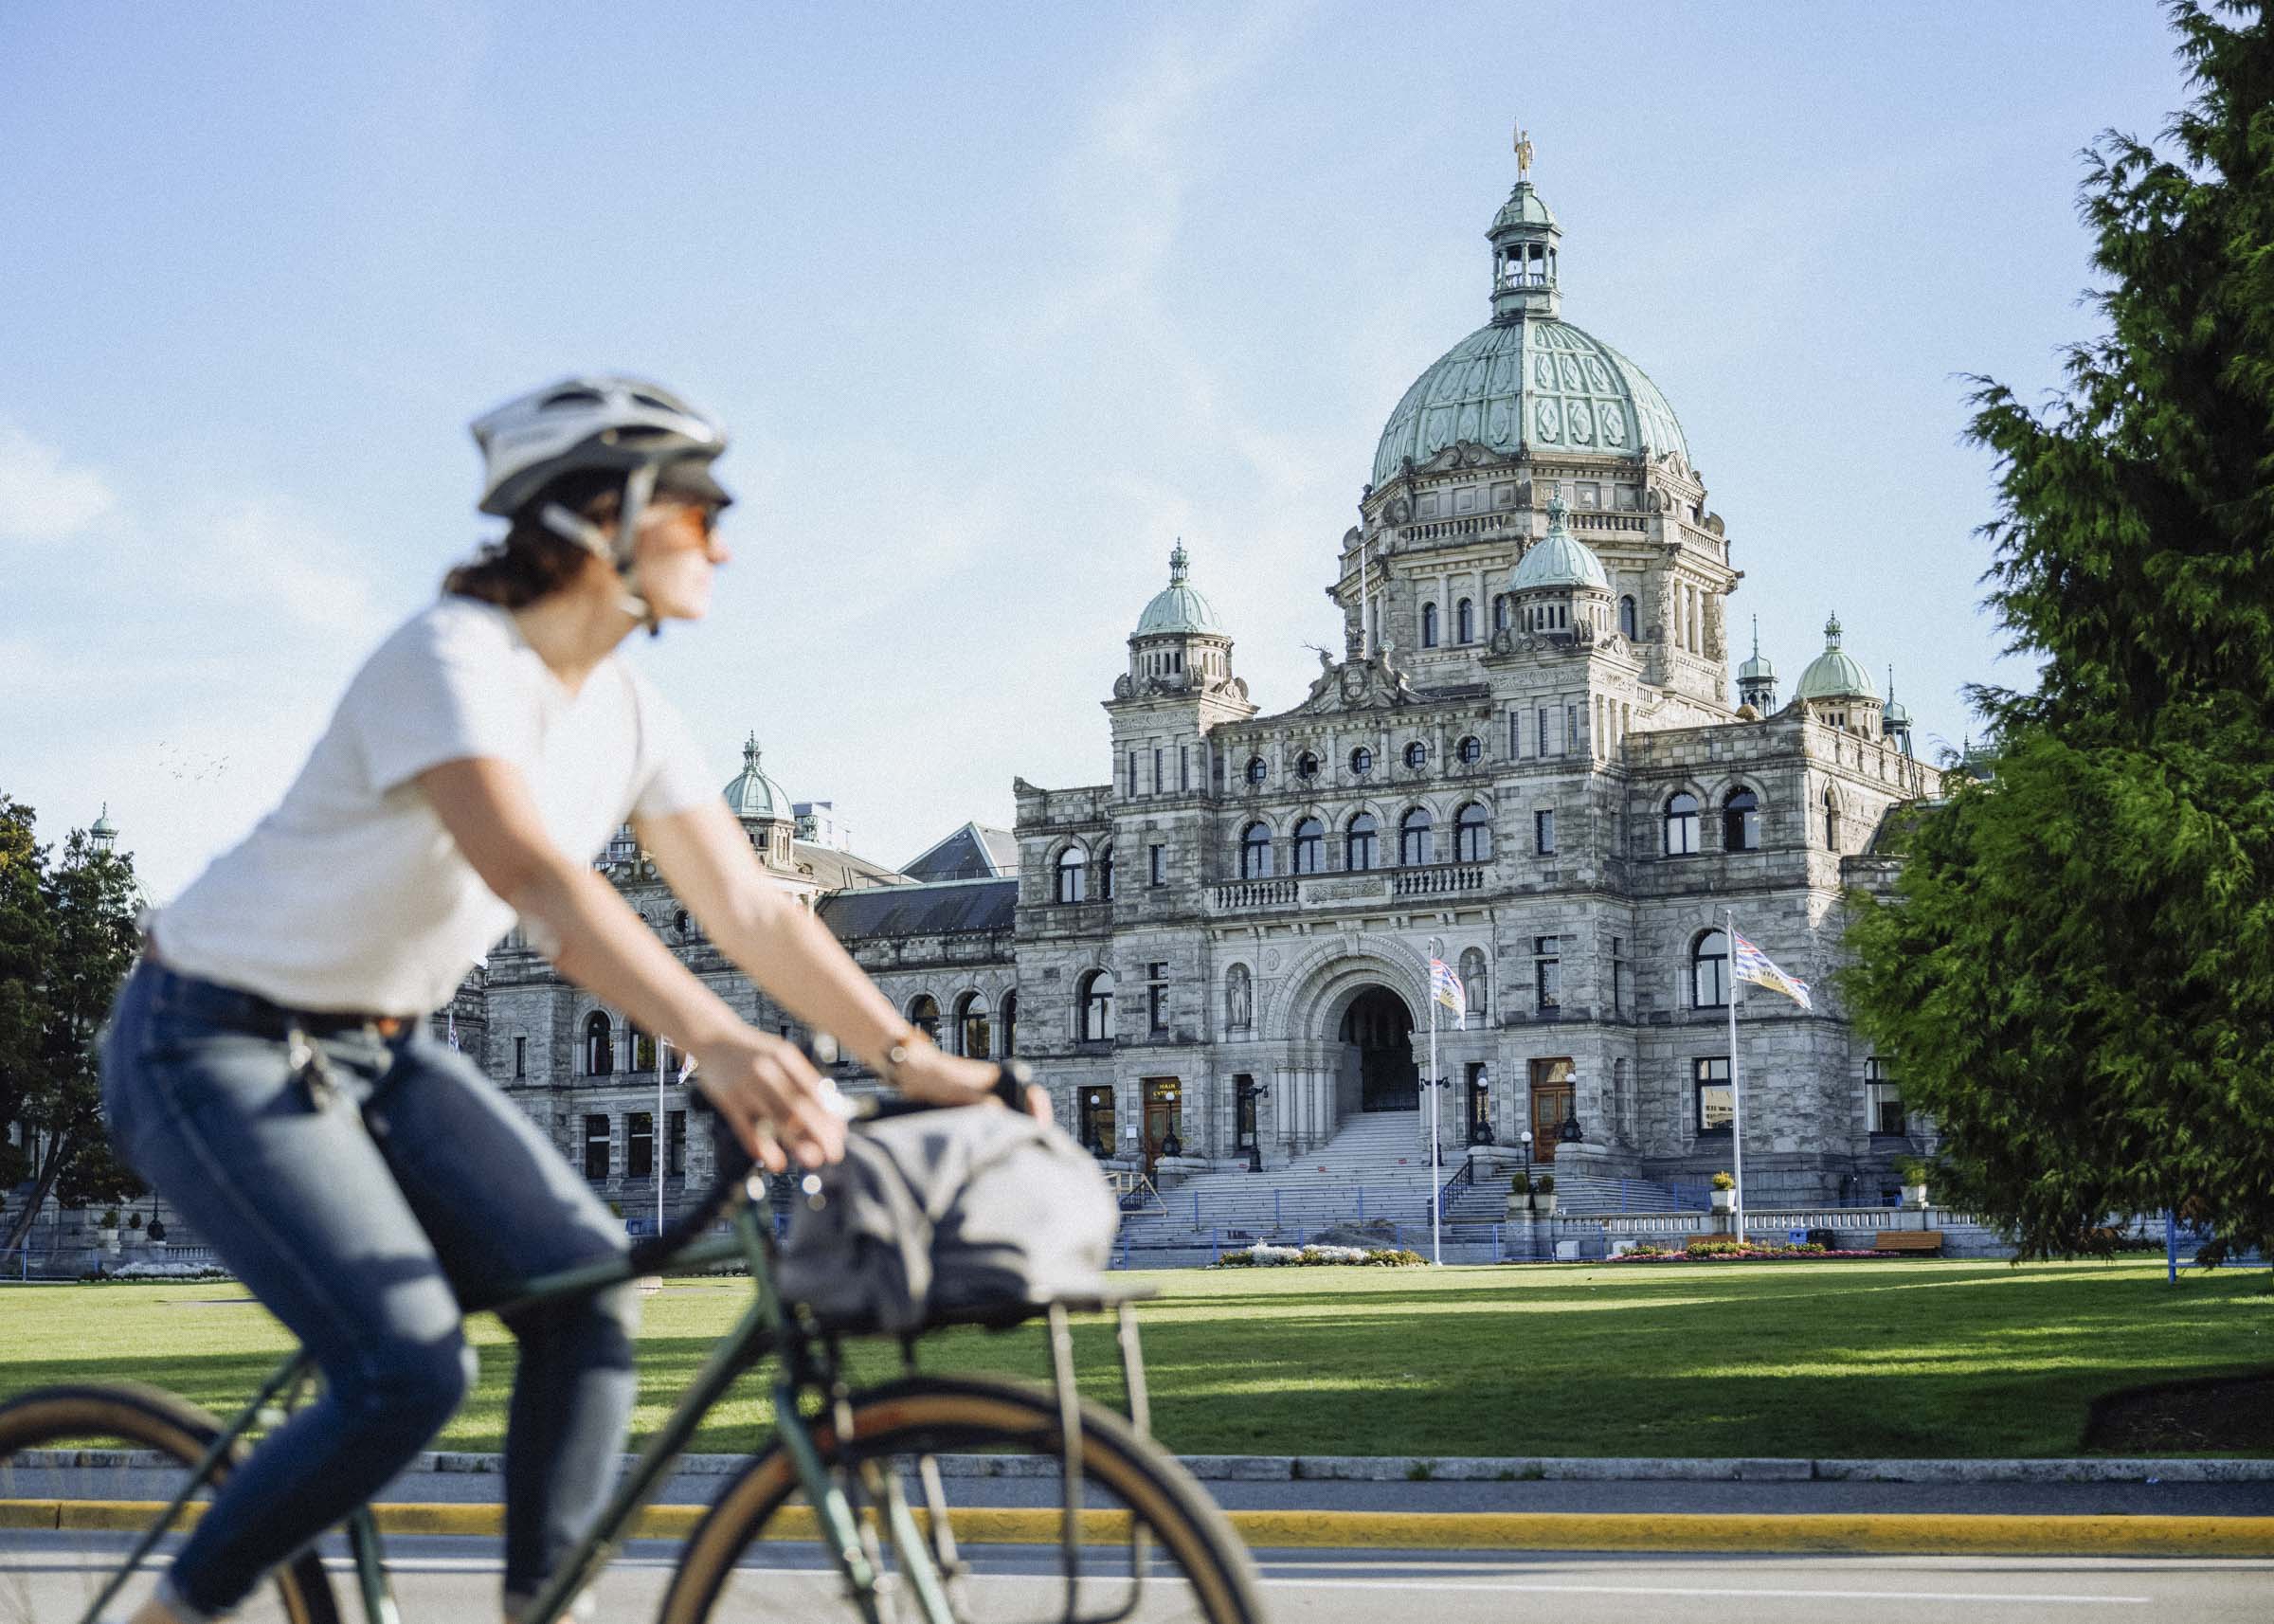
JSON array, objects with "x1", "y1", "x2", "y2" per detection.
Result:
[{"x1": 1725, "y1": 907, "x2": 1744, "y2": 1246}]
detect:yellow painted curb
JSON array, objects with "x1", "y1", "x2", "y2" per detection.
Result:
[{"x1": 10, "y1": 1501, "x2": 2274, "y2": 1557}]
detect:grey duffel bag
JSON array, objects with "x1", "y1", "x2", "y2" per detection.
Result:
[{"x1": 776, "y1": 1103, "x2": 1120, "y2": 1333}]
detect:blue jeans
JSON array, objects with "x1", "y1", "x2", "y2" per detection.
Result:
[{"x1": 100, "y1": 962, "x2": 639, "y2": 1618}]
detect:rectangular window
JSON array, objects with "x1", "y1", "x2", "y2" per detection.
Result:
[
  {"x1": 1152, "y1": 748, "x2": 1164, "y2": 795},
  {"x1": 1695, "y1": 1056, "x2": 1734, "y2": 1134},
  {"x1": 1612, "y1": 937, "x2": 1628, "y2": 1016},
  {"x1": 1566, "y1": 704, "x2": 1579, "y2": 753},
  {"x1": 514, "y1": 1036, "x2": 527, "y2": 1078},
  {"x1": 583, "y1": 1115, "x2": 610, "y2": 1181},
  {"x1": 1147, "y1": 962, "x2": 1169, "y2": 1034},
  {"x1": 667, "y1": 1110, "x2": 687, "y2": 1177},
  {"x1": 1508, "y1": 710, "x2": 1521, "y2": 758},
  {"x1": 1866, "y1": 1058, "x2": 1903, "y2": 1135},
  {"x1": 1534, "y1": 937, "x2": 1561, "y2": 1010},
  {"x1": 1535, "y1": 808, "x2": 1556, "y2": 855},
  {"x1": 1126, "y1": 750, "x2": 1137, "y2": 798},
  {"x1": 1148, "y1": 844, "x2": 1165, "y2": 885},
  {"x1": 627, "y1": 1111, "x2": 654, "y2": 1180},
  {"x1": 1537, "y1": 707, "x2": 1550, "y2": 757},
  {"x1": 1180, "y1": 746, "x2": 1190, "y2": 791}
]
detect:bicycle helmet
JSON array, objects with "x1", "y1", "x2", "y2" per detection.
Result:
[{"x1": 469, "y1": 375, "x2": 731, "y2": 628}]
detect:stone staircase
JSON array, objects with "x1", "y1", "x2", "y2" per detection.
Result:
[{"x1": 1120, "y1": 1112, "x2": 1448, "y2": 1250}]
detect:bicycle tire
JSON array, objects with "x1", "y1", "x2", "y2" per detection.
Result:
[
  {"x1": 0, "y1": 1382, "x2": 340, "y2": 1624},
  {"x1": 660, "y1": 1373, "x2": 1263, "y2": 1624}
]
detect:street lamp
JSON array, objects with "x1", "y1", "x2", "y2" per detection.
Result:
[{"x1": 1520, "y1": 1128, "x2": 1534, "y2": 1172}]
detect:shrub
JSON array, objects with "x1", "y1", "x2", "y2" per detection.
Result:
[
  {"x1": 1894, "y1": 1157, "x2": 1931, "y2": 1185},
  {"x1": 1534, "y1": 1173, "x2": 1555, "y2": 1196},
  {"x1": 1709, "y1": 1172, "x2": 1736, "y2": 1192},
  {"x1": 1509, "y1": 1171, "x2": 1532, "y2": 1195},
  {"x1": 99, "y1": 1208, "x2": 121, "y2": 1229},
  {"x1": 127, "y1": 1212, "x2": 143, "y2": 1231},
  {"x1": 1214, "y1": 1244, "x2": 1425, "y2": 1269}
]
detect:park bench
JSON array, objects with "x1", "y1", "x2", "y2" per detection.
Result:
[{"x1": 1874, "y1": 1230, "x2": 1944, "y2": 1255}]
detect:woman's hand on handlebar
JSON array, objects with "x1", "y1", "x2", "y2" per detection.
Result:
[
  {"x1": 891, "y1": 1048, "x2": 1054, "y2": 1125},
  {"x1": 691, "y1": 1028, "x2": 846, "y2": 1172}
]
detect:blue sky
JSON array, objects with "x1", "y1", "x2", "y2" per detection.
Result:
[{"x1": 1, "y1": 2, "x2": 2191, "y2": 898}]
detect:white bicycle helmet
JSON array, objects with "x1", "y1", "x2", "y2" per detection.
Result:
[{"x1": 469, "y1": 375, "x2": 731, "y2": 626}]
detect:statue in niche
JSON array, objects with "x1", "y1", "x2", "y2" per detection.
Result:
[
  {"x1": 1704, "y1": 596, "x2": 1726, "y2": 660},
  {"x1": 1225, "y1": 964, "x2": 1253, "y2": 1030}
]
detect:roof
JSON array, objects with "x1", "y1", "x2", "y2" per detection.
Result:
[
  {"x1": 1490, "y1": 179, "x2": 1559, "y2": 234},
  {"x1": 1508, "y1": 498, "x2": 1611, "y2": 593},
  {"x1": 1796, "y1": 614, "x2": 1878, "y2": 702},
  {"x1": 1132, "y1": 543, "x2": 1224, "y2": 639},
  {"x1": 901, "y1": 821, "x2": 1018, "y2": 881},
  {"x1": 722, "y1": 733, "x2": 789, "y2": 820},
  {"x1": 819, "y1": 877, "x2": 1018, "y2": 941},
  {"x1": 791, "y1": 842, "x2": 909, "y2": 892}
]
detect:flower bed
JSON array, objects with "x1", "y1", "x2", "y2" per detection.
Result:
[
  {"x1": 1609, "y1": 1240, "x2": 1886, "y2": 1263},
  {"x1": 1215, "y1": 1243, "x2": 1426, "y2": 1268},
  {"x1": 100, "y1": 1260, "x2": 233, "y2": 1281}
]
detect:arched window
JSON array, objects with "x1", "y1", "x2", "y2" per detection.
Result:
[
  {"x1": 1295, "y1": 751, "x2": 1319, "y2": 780},
  {"x1": 954, "y1": 991, "x2": 990, "y2": 1059},
  {"x1": 1692, "y1": 930, "x2": 1730, "y2": 1008},
  {"x1": 1345, "y1": 812, "x2": 1379, "y2": 871},
  {"x1": 1619, "y1": 595, "x2": 1637, "y2": 640},
  {"x1": 1421, "y1": 603, "x2": 1440, "y2": 647},
  {"x1": 1493, "y1": 595, "x2": 1511, "y2": 633},
  {"x1": 1456, "y1": 599, "x2": 1475, "y2": 643},
  {"x1": 908, "y1": 994, "x2": 941, "y2": 1040},
  {"x1": 1096, "y1": 844, "x2": 1115, "y2": 900},
  {"x1": 1664, "y1": 792, "x2": 1701, "y2": 856},
  {"x1": 1349, "y1": 747, "x2": 1374, "y2": 776},
  {"x1": 1399, "y1": 807, "x2": 1434, "y2": 866},
  {"x1": 1055, "y1": 845, "x2": 1087, "y2": 903},
  {"x1": 1000, "y1": 990, "x2": 1019, "y2": 1056},
  {"x1": 1456, "y1": 734, "x2": 1482, "y2": 765},
  {"x1": 1724, "y1": 787, "x2": 1760, "y2": 852},
  {"x1": 1292, "y1": 817, "x2": 1325, "y2": 874},
  {"x1": 1454, "y1": 802, "x2": 1492, "y2": 862},
  {"x1": 1823, "y1": 789, "x2": 1839, "y2": 852},
  {"x1": 1078, "y1": 970, "x2": 1114, "y2": 1043},
  {"x1": 1403, "y1": 740, "x2": 1427, "y2": 769},
  {"x1": 1239, "y1": 822, "x2": 1273, "y2": 879},
  {"x1": 1246, "y1": 756, "x2": 1268, "y2": 785},
  {"x1": 1459, "y1": 947, "x2": 1489, "y2": 1019},
  {"x1": 584, "y1": 1012, "x2": 613, "y2": 1076}
]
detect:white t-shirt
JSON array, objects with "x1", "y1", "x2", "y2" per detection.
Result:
[{"x1": 153, "y1": 596, "x2": 716, "y2": 1016}]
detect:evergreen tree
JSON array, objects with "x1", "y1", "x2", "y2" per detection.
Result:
[{"x1": 1844, "y1": 3, "x2": 2274, "y2": 1261}]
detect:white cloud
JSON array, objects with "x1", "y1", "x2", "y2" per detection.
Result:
[
  {"x1": 202, "y1": 498, "x2": 392, "y2": 641},
  {"x1": 0, "y1": 426, "x2": 116, "y2": 543}
]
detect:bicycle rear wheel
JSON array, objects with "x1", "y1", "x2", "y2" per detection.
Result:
[
  {"x1": 0, "y1": 1382, "x2": 339, "y2": 1624},
  {"x1": 660, "y1": 1374, "x2": 1261, "y2": 1624}
]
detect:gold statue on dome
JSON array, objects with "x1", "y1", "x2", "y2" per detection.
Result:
[{"x1": 1513, "y1": 124, "x2": 1534, "y2": 180}]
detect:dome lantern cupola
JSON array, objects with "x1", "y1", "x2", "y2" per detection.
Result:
[
  {"x1": 1882, "y1": 665, "x2": 1915, "y2": 758},
  {"x1": 1507, "y1": 496, "x2": 1613, "y2": 641},
  {"x1": 722, "y1": 732, "x2": 795, "y2": 868},
  {"x1": 1127, "y1": 541, "x2": 1235, "y2": 694},
  {"x1": 1795, "y1": 613, "x2": 1883, "y2": 734},
  {"x1": 1737, "y1": 615, "x2": 1778, "y2": 713},
  {"x1": 1489, "y1": 127, "x2": 1560, "y2": 321},
  {"x1": 90, "y1": 803, "x2": 117, "y2": 851}
]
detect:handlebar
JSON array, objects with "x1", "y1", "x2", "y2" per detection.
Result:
[{"x1": 622, "y1": 1054, "x2": 1038, "y2": 1275}]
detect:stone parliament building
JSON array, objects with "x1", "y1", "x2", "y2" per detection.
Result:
[{"x1": 456, "y1": 153, "x2": 1944, "y2": 1216}]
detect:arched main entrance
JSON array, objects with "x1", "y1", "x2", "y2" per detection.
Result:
[{"x1": 1341, "y1": 986, "x2": 1418, "y2": 1111}]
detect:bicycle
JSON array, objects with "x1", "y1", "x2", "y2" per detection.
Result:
[{"x1": 0, "y1": 1081, "x2": 1264, "y2": 1624}]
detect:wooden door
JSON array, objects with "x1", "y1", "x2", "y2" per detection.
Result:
[
  {"x1": 1142, "y1": 1077, "x2": 1182, "y2": 1164},
  {"x1": 1529, "y1": 1056, "x2": 1574, "y2": 1163}
]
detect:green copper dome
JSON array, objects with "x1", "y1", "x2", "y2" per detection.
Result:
[
  {"x1": 1372, "y1": 174, "x2": 1689, "y2": 486},
  {"x1": 1132, "y1": 543, "x2": 1223, "y2": 638},
  {"x1": 1508, "y1": 498, "x2": 1610, "y2": 593},
  {"x1": 1795, "y1": 614, "x2": 1877, "y2": 702},
  {"x1": 722, "y1": 733, "x2": 789, "y2": 821}
]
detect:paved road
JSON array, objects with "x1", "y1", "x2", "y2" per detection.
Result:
[{"x1": 5, "y1": 1532, "x2": 2271, "y2": 1621}]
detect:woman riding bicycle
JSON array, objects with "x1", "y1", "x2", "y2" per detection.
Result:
[{"x1": 99, "y1": 376, "x2": 1021, "y2": 1624}]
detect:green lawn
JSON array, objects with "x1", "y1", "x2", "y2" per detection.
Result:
[{"x1": 2, "y1": 1261, "x2": 2266, "y2": 1460}]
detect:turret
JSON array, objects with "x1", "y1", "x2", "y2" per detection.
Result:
[
  {"x1": 1737, "y1": 615, "x2": 1778, "y2": 713},
  {"x1": 1507, "y1": 497, "x2": 1613, "y2": 641}
]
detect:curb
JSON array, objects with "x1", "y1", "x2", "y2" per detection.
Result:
[
  {"x1": 6, "y1": 1500, "x2": 2272, "y2": 1556},
  {"x1": 415, "y1": 1450, "x2": 2274, "y2": 1486}
]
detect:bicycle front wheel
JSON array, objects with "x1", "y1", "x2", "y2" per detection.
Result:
[
  {"x1": 660, "y1": 1374, "x2": 1262, "y2": 1624},
  {"x1": 0, "y1": 1382, "x2": 339, "y2": 1624}
]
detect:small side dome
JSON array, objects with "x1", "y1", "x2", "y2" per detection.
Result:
[
  {"x1": 722, "y1": 733, "x2": 789, "y2": 821},
  {"x1": 1795, "y1": 613, "x2": 1877, "y2": 701},
  {"x1": 90, "y1": 803, "x2": 117, "y2": 848},
  {"x1": 1509, "y1": 498, "x2": 1611, "y2": 594},
  {"x1": 1133, "y1": 542, "x2": 1224, "y2": 638}
]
